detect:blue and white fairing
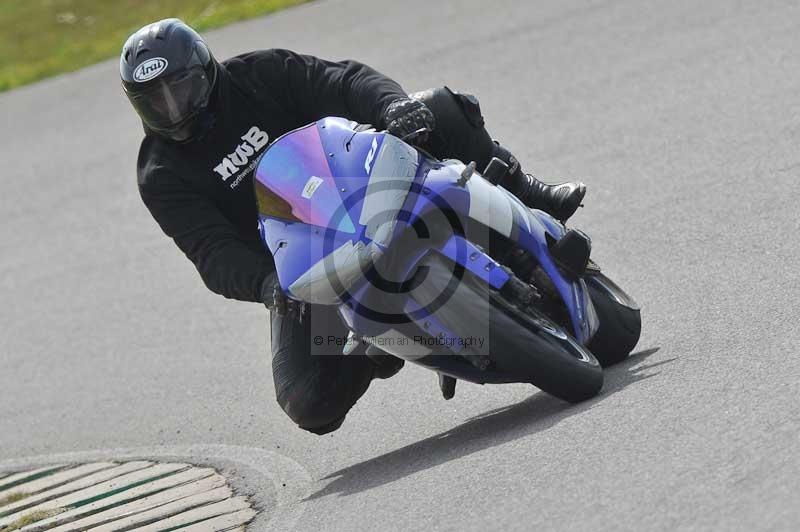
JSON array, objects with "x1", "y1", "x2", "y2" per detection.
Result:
[{"x1": 254, "y1": 117, "x2": 598, "y2": 344}]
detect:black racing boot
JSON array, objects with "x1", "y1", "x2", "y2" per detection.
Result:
[
  {"x1": 517, "y1": 175, "x2": 586, "y2": 222},
  {"x1": 491, "y1": 141, "x2": 586, "y2": 222}
]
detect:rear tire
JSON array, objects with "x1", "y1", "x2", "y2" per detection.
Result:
[
  {"x1": 586, "y1": 273, "x2": 642, "y2": 367},
  {"x1": 410, "y1": 254, "x2": 603, "y2": 403}
]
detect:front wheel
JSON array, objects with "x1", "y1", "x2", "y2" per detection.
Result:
[
  {"x1": 410, "y1": 254, "x2": 604, "y2": 403},
  {"x1": 586, "y1": 272, "x2": 642, "y2": 367}
]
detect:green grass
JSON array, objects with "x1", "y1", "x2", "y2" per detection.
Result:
[
  {"x1": 0, "y1": 492, "x2": 28, "y2": 507},
  {"x1": 0, "y1": 0, "x2": 310, "y2": 92},
  {"x1": 2, "y1": 508, "x2": 64, "y2": 531}
]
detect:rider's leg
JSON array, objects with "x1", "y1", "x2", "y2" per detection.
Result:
[
  {"x1": 410, "y1": 87, "x2": 586, "y2": 222},
  {"x1": 270, "y1": 305, "x2": 377, "y2": 435}
]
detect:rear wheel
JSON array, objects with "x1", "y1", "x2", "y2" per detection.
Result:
[
  {"x1": 410, "y1": 254, "x2": 603, "y2": 403},
  {"x1": 585, "y1": 273, "x2": 642, "y2": 367}
]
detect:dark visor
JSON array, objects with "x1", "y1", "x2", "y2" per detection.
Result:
[{"x1": 126, "y1": 50, "x2": 212, "y2": 131}]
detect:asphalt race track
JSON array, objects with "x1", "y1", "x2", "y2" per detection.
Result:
[{"x1": 2, "y1": 1, "x2": 800, "y2": 530}]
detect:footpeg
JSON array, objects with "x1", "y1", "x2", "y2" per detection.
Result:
[{"x1": 439, "y1": 374, "x2": 456, "y2": 400}]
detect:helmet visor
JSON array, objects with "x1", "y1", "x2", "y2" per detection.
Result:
[{"x1": 126, "y1": 50, "x2": 213, "y2": 132}]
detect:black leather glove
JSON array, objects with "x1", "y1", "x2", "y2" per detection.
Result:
[
  {"x1": 383, "y1": 98, "x2": 436, "y2": 144},
  {"x1": 261, "y1": 272, "x2": 305, "y2": 317}
]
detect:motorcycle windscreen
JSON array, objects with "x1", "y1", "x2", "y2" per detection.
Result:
[
  {"x1": 255, "y1": 119, "x2": 421, "y2": 305},
  {"x1": 286, "y1": 132, "x2": 421, "y2": 304},
  {"x1": 354, "y1": 133, "x2": 419, "y2": 246},
  {"x1": 254, "y1": 123, "x2": 356, "y2": 234}
]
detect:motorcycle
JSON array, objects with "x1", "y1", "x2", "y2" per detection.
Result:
[{"x1": 254, "y1": 117, "x2": 641, "y2": 402}]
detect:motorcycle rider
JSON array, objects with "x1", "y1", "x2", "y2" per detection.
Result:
[{"x1": 122, "y1": 19, "x2": 587, "y2": 435}]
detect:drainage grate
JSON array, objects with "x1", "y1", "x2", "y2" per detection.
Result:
[{"x1": 0, "y1": 461, "x2": 256, "y2": 531}]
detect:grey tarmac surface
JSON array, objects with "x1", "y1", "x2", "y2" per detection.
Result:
[{"x1": 1, "y1": 0, "x2": 799, "y2": 530}]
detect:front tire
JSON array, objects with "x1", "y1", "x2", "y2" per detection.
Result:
[{"x1": 410, "y1": 254, "x2": 603, "y2": 403}]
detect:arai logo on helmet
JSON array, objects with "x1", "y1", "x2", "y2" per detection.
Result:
[{"x1": 133, "y1": 57, "x2": 169, "y2": 82}]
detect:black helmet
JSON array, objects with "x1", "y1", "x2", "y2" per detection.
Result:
[{"x1": 121, "y1": 19, "x2": 218, "y2": 142}]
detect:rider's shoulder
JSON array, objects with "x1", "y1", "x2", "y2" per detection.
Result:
[
  {"x1": 222, "y1": 49, "x2": 299, "y2": 97},
  {"x1": 223, "y1": 48, "x2": 303, "y2": 76},
  {"x1": 224, "y1": 48, "x2": 296, "y2": 64}
]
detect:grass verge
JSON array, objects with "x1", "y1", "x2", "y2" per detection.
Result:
[
  {"x1": 3, "y1": 508, "x2": 64, "y2": 531},
  {"x1": 0, "y1": 0, "x2": 310, "y2": 92},
  {"x1": 0, "y1": 492, "x2": 28, "y2": 507}
]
